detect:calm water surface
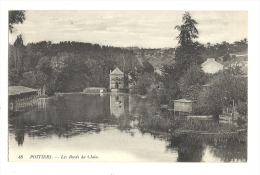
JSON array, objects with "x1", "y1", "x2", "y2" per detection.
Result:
[{"x1": 8, "y1": 93, "x2": 247, "y2": 162}]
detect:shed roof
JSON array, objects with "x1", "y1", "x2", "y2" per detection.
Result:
[
  {"x1": 9, "y1": 86, "x2": 38, "y2": 96},
  {"x1": 110, "y1": 67, "x2": 124, "y2": 75},
  {"x1": 174, "y1": 98, "x2": 193, "y2": 103}
]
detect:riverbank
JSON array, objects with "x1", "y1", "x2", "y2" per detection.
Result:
[{"x1": 138, "y1": 115, "x2": 247, "y2": 137}]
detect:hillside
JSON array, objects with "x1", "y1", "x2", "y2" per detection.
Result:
[
  {"x1": 125, "y1": 48, "x2": 176, "y2": 68},
  {"x1": 125, "y1": 39, "x2": 248, "y2": 69}
]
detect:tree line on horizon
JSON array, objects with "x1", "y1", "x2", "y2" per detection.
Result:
[{"x1": 8, "y1": 40, "x2": 144, "y2": 95}]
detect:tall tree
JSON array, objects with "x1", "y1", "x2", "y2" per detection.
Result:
[
  {"x1": 9, "y1": 11, "x2": 26, "y2": 33},
  {"x1": 13, "y1": 35, "x2": 24, "y2": 70},
  {"x1": 174, "y1": 12, "x2": 203, "y2": 75},
  {"x1": 175, "y1": 11, "x2": 199, "y2": 46}
]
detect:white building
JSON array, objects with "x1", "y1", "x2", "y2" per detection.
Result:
[{"x1": 201, "y1": 58, "x2": 224, "y2": 74}]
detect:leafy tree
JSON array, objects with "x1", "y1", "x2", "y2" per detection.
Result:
[
  {"x1": 175, "y1": 11, "x2": 199, "y2": 46},
  {"x1": 178, "y1": 64, "x2": 207, "y2": 98},
  {"x1": 193, "y1": 71, "x2": 247, "y2": 118},
  {"x1": 8, "y1": 69, "x2": 22, "y2": 86},
  {"x1": 224, "y1": 64, "x2": 244, "y2": 77},
  {"x1": 217, "y1": 42, "x2": 228, "y2": 56},
  {"x1": 223, "y1": 53, "x2": 230, "y2": 62},
  {"x1": 237, "y1": 102, "x2": 247, "y2": 116},
  {"x1": 9, "y1": 11, "x2": 26, "y2": 33},
  {"x1": 13, "y1": 35, "x2": 24, "y2": 70},
  {"x1": 135, "y1": 73, "x2": 152, "y2": 95},
  {"x1": 174, "y1": 12, "x2": 203, "y2": 76},
  {"x1": 36, "y1": 56, "x2": 54, "y2": 95},
  {"x1": 142, "y1": 60, "x2": 154, "y2": 74},
  {"x1": 19, "y1": 71, "x2": 37, "y2": 88}
]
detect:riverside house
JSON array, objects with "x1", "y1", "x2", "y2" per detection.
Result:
[
  {"x1": 109, "y1": 67, "x2": 125, "y2": 92},
  {"x1": 201, "y1": 58, "x2": 224, "y2": 74}
]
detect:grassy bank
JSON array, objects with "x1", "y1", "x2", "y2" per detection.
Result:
[{"x1": 138, "y1": 115, "x2": 243, "y2": 134}]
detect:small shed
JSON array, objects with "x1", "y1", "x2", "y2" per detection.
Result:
[{"x1": 174, "y1": 98, "x2": 193, "y2": 116}]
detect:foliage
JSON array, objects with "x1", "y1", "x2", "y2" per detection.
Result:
[
  {"x1": 223, "y1": 53, "x2": 231, "y2": 62},
  {"x1": 174, "y1": 42, "x2": 204, "y2": 76},
  {"x1": 224, "y1": 64, "x2": 244, "y2": 77},
  {"x1": 173, "y1": 12, "x2": 203, "y2": 83},
  {"x1": 237, "y1": 102, "x2": 248, "y2": 116},
  {"x1": 142, "y1": 60, "x2": 154, "y2": 74},
  {"x1": 9, "y1": 11, "x2": 26, "y2": 33},
  {"x1": 178, "y1": 64, "x2": 207, "y2": 98},
  {"x1": 139, "y1": 114, "x2": 174, "y2": 132},
  {"x1": 8, "y1": 41, "x2": 140, "y2": 95},
  {"x1": 135, "y1": 73, "x2": 152, "y2": 95},
  {"x1": 19, "y1": 71, "x2": 37, "y2": 88},
  {"x1": 175, "y1": 11, "x2": 199, "y2": 46},
  {"x1": 13, "y1": 35, "x2": 25, "y2": 70},
  {"x1": 160, "y1": 64, "x2": 181, "y2": 100},
  {"x1": 185, "y1": 85, "x2": 202, "y2": 101},
  {"x1": 177, "y1": 119, "x2": 237, "y2": 133},
  {"x1": 193, "y1": 71, "x2": 248, "y2": 118},
  {"x1": 139, "y1": 115, "x2": 238, "y2": 134}
]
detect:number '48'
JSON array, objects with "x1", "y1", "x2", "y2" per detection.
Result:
[{"x1": 18, "y1": 155, "x2": 23, "y2": 159}]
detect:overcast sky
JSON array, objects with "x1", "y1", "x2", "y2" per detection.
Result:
[{"x1": 9, "y1": 11, "x2": 248, "y2": 48}]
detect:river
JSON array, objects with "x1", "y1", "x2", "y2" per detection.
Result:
[{"x1": 8, "y1": 93, "x2": 247, "y2": 162}]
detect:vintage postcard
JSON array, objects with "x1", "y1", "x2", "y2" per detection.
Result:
[
  {"x1": 8, "y1": 10, "x2": 248, "y2": 162},
  {"x1": 1, "y1": 1, "x2": 260, "y2": 175}
]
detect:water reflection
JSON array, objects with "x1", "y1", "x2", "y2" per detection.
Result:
[
  {"x1": 166, "y1": 133, "x2": 247, "y2": 162},
  {"x1": 8, "y1": 93, "x2": 247, "y2": 162},
  {"x1": 9, "y1": 94, "x2": 142, "y2": 141}
]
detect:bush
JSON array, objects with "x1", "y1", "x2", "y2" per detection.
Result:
[
  {"x1": 178, "y1": 119, "x2": 237, "y2": 133},
  {"x1": 223, "y1": 53, "x2": 231, "y2": 62},
  {"x1": 135, "y1": 73, "x2": 152, "y2": 95},
  {"x1": 237, "y1": 102, "x2": 247, "y2": 116},
  {"x1": 139, "y1": 115, "x2": 174, "y2": 132},
  {"x1": 139, "y1": 116, "x2": 238, "y2": 133}
]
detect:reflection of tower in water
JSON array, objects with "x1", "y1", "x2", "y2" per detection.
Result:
[{"x1": 110, "y1": 93, "x2": 126, "y2": 118}]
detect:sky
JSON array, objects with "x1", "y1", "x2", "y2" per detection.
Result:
[{"x1": 9, "y1": 11, "x2": 248, "y2": 48}]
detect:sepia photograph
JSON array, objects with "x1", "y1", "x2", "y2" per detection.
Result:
[
  {"x1": 1, "y1": 1, "x2": 260, "y2": 175},
  {"x1": 7, "y1": 10, "x2": 249, "y2": 163}
]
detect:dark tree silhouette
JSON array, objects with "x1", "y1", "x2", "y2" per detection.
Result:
[
  {"x1": 13, "y1": 35, "x2": 24, "y2": 70},
  {"x1": 175, "y1": 12, "x2": 199, "y2": 46},
  {"x1": 9, "y1": 11, "x2": 26, "y2": 33}
]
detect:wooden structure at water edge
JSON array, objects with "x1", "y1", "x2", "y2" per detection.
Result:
[
  {"x1": 9, "y1": 86, "x2": 39, "y2": 113},
  {"x1": 174, "y1": 98, "x2": 193, "y2": 116}
]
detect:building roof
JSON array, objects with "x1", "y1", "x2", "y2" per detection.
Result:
[
  {"x1": 110, "y1": 67, "x2": 124, "y2": 75},
  {"x1": 201, "y1": 58, "x2": 223, "y2": 74},
  {"x1": 9, "y1": 86, "x2": 38, "y2": 96},
  {"x1": 174, "y1": 98, "x2": 193, "y2": 103}
]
